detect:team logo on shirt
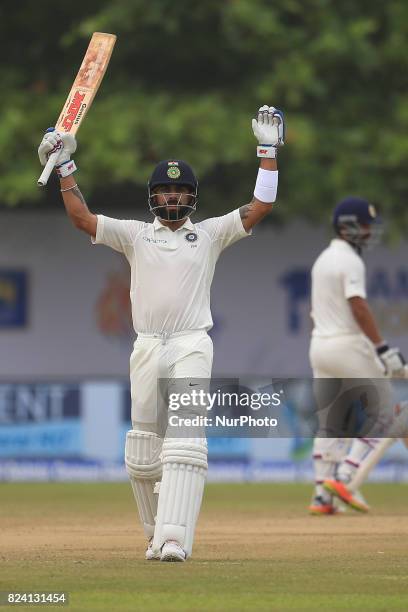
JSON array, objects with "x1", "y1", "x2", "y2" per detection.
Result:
[
  {"x1": 185, "y1": 232, "x2": 198, "y2": 242},
  {"x1": 167, "y1": 165, "x2": 181, "y2": 179}
]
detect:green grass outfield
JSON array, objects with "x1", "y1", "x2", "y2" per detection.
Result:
[{"x1": 1, "y1": 483, "x2": 408, "y2": 611}]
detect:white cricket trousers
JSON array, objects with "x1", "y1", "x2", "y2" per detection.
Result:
[
  {"x1": 310, "y1": 333, "x2": 392, "y2": 438},
  {"x1": 129, "y1": 330, "x2": 213, "y2": 432},
  {"x1": 309, "y1": 333, "x2": 384, "y2": 378}
]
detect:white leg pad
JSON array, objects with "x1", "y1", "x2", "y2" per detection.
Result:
[
  {"x1": 152, "y1": 438, "x2": 208, "y2": 558},
  {"x1": 313, "y1": 437, "x2": 350, "y2": 462},
  {"x1": 125, "y1": 430, "x2": 163, "y2": 538}
]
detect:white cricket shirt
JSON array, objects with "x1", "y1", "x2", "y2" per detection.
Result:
[
  {"x1": 92, "y1": 210, "x2": 250, "y2": 334},
  {"x1": 311, "y1": 238, "x2": 366, "y2": 337}
]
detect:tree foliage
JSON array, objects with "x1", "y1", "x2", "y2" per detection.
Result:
[{"x1": 1, "y1": 0, "x2": 408, "y2": 231}]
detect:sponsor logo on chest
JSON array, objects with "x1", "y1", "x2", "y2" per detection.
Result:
[
  {"x1": 143, "y1": 236, "x2": 168, "y2": 245},
  {"x1": 142, "y1": 231, "x2": 200, "y2": 249}
]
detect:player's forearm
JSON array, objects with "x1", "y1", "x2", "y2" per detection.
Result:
[
  {"x1": 348, "y1": 297, "x2": 383, "y2": 345},
  {"x1": 260, "y1": 158, "x2": 277, "y2": 172},
  {"x1": 252, "y1": 159, "x2": 278, "y2": 206},
  {"x1": 253, "y1": 147, "x2": 278, "y2": 204},
  {"x1": 240, "y1": 161, "x2": 278, "y2": 228},
  {"x1": 356, "y1": 313, "x2": 383, "y2": 345},
  {"x1": 59, "y1": 175, "x2": 92, "y2": 226}
]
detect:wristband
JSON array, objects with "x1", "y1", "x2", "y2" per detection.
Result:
[
  {"x1": 254, "y1": 168, "x2": 278, "y2": 203},
  {"x1": 376, "y1": 342, "x2": 389, "y2": 355},
  {"x1": 60, "y1": 183, "x2": 78, "y2": 193},
  {"x1": 56, "y1": 160, "x2": 77, "y2": 178},
  {"x1": 257, "y1": 145, "x2": 277, "y2": 159}
]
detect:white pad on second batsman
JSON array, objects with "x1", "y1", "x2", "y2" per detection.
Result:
[
  {"x1": 312, "y1": 437, "x2": 350, "y2": 482},
  {"x1": 125, "y1": 430, "x2": 163, "y2": 538},
  {"x1": 152, "y1": 437, "x2": 208, "y2": 558}
]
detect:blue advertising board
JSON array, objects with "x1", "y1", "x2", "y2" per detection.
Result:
[{"x1": 0, "y1": 269, "x2": 28, "y2": 328}]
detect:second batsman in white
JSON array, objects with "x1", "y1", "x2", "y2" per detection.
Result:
[
  {"x1": 38, "y1": 105, "x2": 285, "y2": 561},
  {"x1": 309, "y1": 197, "x2": 407, "y2": 515}
]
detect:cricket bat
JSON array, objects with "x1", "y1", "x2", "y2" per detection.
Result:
[
  {"x1": 38, "y1": 32, "x2": 116, "y2": 187},
  {"x1": 349, "y1": 437, "x2": 394, "y2": 491}
]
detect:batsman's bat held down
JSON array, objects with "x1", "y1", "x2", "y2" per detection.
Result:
[{"x1": 37, "y1": 32, "x2": 116, "y2": 187}]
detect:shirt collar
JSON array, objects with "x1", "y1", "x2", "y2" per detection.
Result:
[
  {"x1": 330, "y1": 238, "x2": 358, "y2": 254},
  {"x1": 153, "y1": 216, "x2": 195, "y2": 232}
]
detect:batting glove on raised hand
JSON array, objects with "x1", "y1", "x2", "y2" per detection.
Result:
[
  {"x1": 38, "y1": 128, "x2": 77, "y2": 177},
  {"x1": 376, "y1": 344, "x2": 407, "y2": 378},
  {"x1": 252, "y1": 105, "x2": 285, "y2": 158}
]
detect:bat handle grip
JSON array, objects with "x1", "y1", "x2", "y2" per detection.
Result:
[{"x1": 37, "y1": 151, "x2": 60, "y2": 187}]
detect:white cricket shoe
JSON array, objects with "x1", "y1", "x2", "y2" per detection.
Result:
[
  {"x1": 160, "y1": 540, "x2": 186, "y2": 562},
  {"x1": 145, "y1": 538, "x2": 160, "y2": 561}
]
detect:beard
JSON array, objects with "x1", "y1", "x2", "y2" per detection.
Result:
[{"x1": 158, "y1": 205, "x2": 191, "y2": 221}]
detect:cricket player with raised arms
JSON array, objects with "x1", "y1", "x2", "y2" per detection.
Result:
[{"x1": 38, "y1": 105, "x2": 284, "y2": 561}]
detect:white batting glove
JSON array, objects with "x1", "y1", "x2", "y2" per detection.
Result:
[
  {"x1": 376, "y1": 343, "x2": 407, "y2": 378},
  {"x1": 252, "y1": 105, "x2": 285, "y2": 158},
  {"x1": 38, "y1": 128, "x2": 77, "y2": 177}
]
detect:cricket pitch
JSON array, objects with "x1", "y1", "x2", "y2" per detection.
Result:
[{"x1": 1, "y1": 483, "x2": 408, "y2": 611}]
